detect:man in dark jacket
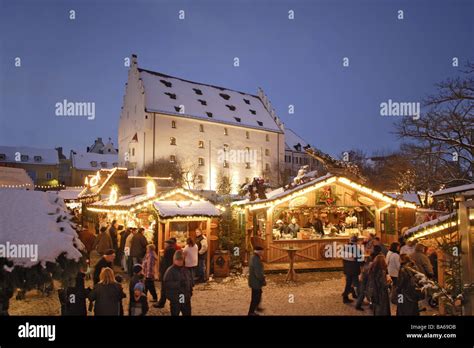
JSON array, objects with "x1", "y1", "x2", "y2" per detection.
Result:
[
  {"x1": 342, "y1": 236, "x2": 363, "y2": 303},
  {"x1": 59, "y1": 271, "x2": 90, "y2": 316},
  {"x1": 312, "y1": 214, "x2": 324, "y2": 237},
  {"x1": 163, "y1": 250, "x2": 193, "y2": 316},
  {"x1": 130, "y1": 228, "x2": 148, "y2": 265},
  {"x1": 93, "y1": 249, "x2": 115, "y2": 285},
  {"x1": 248, "y1": 246, "x2": 266, "y2": 315},
  {"x1": 155, "y1": 240, "x2": 176, "y2": 308}
]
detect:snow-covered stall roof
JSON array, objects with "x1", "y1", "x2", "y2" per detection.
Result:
[
  {"x1": 285, "y1": 128, "x2": 310, "y2": 151},
  {"x1": 403, "y1": 212, "x2": 456, "y2": 240},
  {"x1": 0, "y1": 145, "x2": 59, "y2": 165},
  {"x1": 0, "y1": 167, "x2": 34, "y2": 188},
  {"x1": 71, "y1": 151, "x2": 119, "y2": 171},
  {"x1": 153, "y1": 200, "x2": 221, "y2": 218},
  {"x1": 0, "y1": 189, "x2": 84, "y2": 268},
  {"x1": 138, "y1": 68, "x2": 282, "y2": 133},
  {"x1": 432, "y1": 183, "x2": 474, "y2": 197},
  {"x1": 385, "y1": 192, "x2": 421, "y2": 205},
  {"x1": 56, "y1": 187, "x2": 83, "y2": 201}
]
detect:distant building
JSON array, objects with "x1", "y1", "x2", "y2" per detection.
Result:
[
  {"x1": 87, "y1": 137, "x2": 118, "y2": 155},
  {"x1": 56, "y1": 147, "x2": 72, "y2": 186},
  {"x1": 0, "y1": 145, "x2": 59, "y2": 185},
  {"x1": 70, "y1": 151, "x2": 119, "y2": 186},
  {"x1": 284, "y1": 128, "x2": 323, "y2": 179}
]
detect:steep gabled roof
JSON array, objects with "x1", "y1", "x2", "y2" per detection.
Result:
[
  {"x1": 138, "y1": 68, "x2": 282, "y2": 132},
  {"x1": 285, "y1": 128, "x2": 310, "y2": 151},
  {"x1": 0, "y1": 145, "x2": 59, "y2": 165}
]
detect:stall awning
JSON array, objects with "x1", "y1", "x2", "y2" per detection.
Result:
[
  {"x1": 153, "y1": 200, "x2": 221, "y2": 219},
  {"x1": 404, "y1": 212, "x2": 457, "y2": 241}
]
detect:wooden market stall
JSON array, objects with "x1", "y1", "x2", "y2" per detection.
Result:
[{"x1": 232, "y1": 173, "x2": 417, "y2": 270}]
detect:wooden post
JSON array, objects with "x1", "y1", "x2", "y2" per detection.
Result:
[
  {"x1": 206, "y1": 218, "x2": 211, "y2": 279},
  {"x1": 459, "y1": 199, "x2": 474, "y2": 315},
  {"x1": 437, "y1": 246, "x2": 446, "y2": 315},
  {"x1": 265, "y1": 207, "x2": 273, "y2": 263}
]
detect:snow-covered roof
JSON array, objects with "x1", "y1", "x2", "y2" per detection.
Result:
[
  {"x1": 0, "y1": 145, "x2": 58, "y2": 165},
  {"x1": 0, "y1": 167, "x2": 34, "y2": 188},
  {"x1": 285, "y1": 128, "x2": 310, "y2": 152},
  {"x1": 0, "y1": 190, "x2": 84, "y2": 268},
  {"x1": 56, "y1": 187, "x2": 83, "y2": 200},
  {"x1": 71, "y1": 151, "x2": 119, "y2": 171},
  {"x1": 138, "y1": 68, "x2": 282, "y2": 133},
  {"x1": 153, "y1": 200, "x2": 221, "y2": 218},
  {"x1": 385, "y1": 192, "x2": 421, "y2": 205},
  {"x1": 432, "y1": 183, "x2": 474, "y2": 197},
  {"x1": 404, "y1": 212, "x2": 456, "y2": 239}
]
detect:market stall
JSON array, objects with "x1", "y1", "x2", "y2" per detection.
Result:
[{"x1": 233, "y1": 173, "x2": 417, "y2": 269}]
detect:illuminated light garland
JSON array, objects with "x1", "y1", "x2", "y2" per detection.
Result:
[
  {"x1": 0, "y1": 183, "x2": 33, "y2": 188},
  {"x1": 406, "y1": 211, "x2": 474, "y2": 241},
  {"x1": 87, "y1": 207, "x2": 130, "y2": 214},
  {"x1": 108, "y1": 186, "x2": 119, "y2": 205}
]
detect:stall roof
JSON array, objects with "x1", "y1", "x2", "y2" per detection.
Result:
[
  {"x1": 0, "y1": 167, "x2": 34, "y2": 188},
  {"x1": 385, "y1": 192, "x2": 421, "y2": 205},
  {"x1": 153, "y1": 200, "x2": 221, "y2": 218},
  {"x1": 432, "y1": 183, "x2": 474, "y2": 197},
  {"x1": 404, "y1": 212, "x2": 457, "y2": 241},
  {"x1": 232, "y1": 173, "x2": 417, "y2": 209}
]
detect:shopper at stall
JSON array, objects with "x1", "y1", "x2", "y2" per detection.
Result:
[
  {"x1": 119, "y1": 227, "x2": 131, "y2": 271},
  {"x1": 400, "y1": 239, "x2": 416, "y2": 256},
  {"x1": 195, "y1": 228, "x2": 208, "y2": 283},
  {"x1": 170, "y1": 237, "x2": 182, "y2": 251},
  {"x1": 367, "y1": 254, "x2": 391, "y2": 316},
  {"x1": 88, "y1": 267, "x2": 126, "y2": 316},
  {"x1": 355, "y1": 255, "x2": 373, "y2": 311},
  {"x1": 142, "y1": 244, "x2": 158, "y2": 302},
  {"x1": 411, "y1": 243, "x2": 434, "y2": 278},
  {"x1": 341, "y1": 236, "x2": 362, "y2": 303},
  {"x1": 183, "y1": 237, "x2": 199, "y2": 284},
  {"x1": 248, "y1": 246, "x2": 266, "y2": 316},
  {"x1": 92, "y1": 249, "x2": 115, "y2": 285},
  {"x1": 287, "y1": 218, "x2": 300, "y2": 238},
  {"x1": 125, "y1": 228, "x2": 137, "y2": 275},
  {"x1": 386, "y1": 242, "x2": 401, "y2": 286},
  {"x1": 130, "y1": 227, "x2": 148, "y2": 265},
  {"x1": 129, "y1": 282, "x2": 149, "y2": 316},
  {"x1": 163, "y1": 250, "x2": 193, "y2": 316},
  {"x1": 108, "y1": 220, "x2": 119, "y2": 256},
  {"x1": 396, "y1": 254, "x2": 423, "y2": 316},
  {"x1": 155, "y1": 240, "x2": 176, "y2": 308},
  {"x1": 94, "y1": 226, "x2": 113, "y2": 256}
]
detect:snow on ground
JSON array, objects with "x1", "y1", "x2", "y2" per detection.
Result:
[{"x1": 0, "y1": 189, "x2": 84, "y2": 267}]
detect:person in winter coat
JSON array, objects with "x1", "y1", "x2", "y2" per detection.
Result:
[
  {"x1": 183, "y1": 237, "x2": 198, "y2": 282},
  {"x1": 108, "y1": 220, "x2": 119, "y2": 253},
  {"x1": 88, "y1": 268, "x2": 126, "y2": 316},
  {"x1": 119, "y1": 228, "x2": 131, "y2": 271},
  {"x1": 125, "y1": 228, "x2": 136, "y2": 275},
  {"x1": 195, "y1": 229, "x2": 208, "y2": 283},
  {"x1": 94, "y1": 226, "x2": 113, "y2": 256},
  {"x1": 130, "y1": 228, "x2": 148, "y2": 265},
  {"x1": 355, "y1": 255, "x2": 373, "y2": 311},
  {"x1": 93, "y1": 249, "x2": 115, "y2": 285},
  {"x1": 400, "y1": 239, "x2": 416, "y2": 256},
  {"x1": 155, "y1": 240, "x2": 176, "y2": 308},
  {"x1": 367, "y1": 254, "x2": 392, "y2": 316},
  {"x1": 142, "y1": 244, "x2": 158, "y2": 302},
  {"x1": 77, "y1": 228, "x2": 96, "y2": 259},
  {"x1": 386, "y1": 242, "x2": 401, "y2": 286},
  {"x1": 411, "y1": 243, "x2": 434, "y2": 278},
  {"x1": 59, "y1": 271, "x2": 90, "y2": 316},
  {"x1": 396, "y1": 254, "x2": 423, "y2": 316},
  {"x1": 342, "y1": 236, "x2": 363, "y2": 303},
  {"x1": 129, "y1": 282, "x2": 149, "y2": 316},
  {"x1": 163, "y1": 250, "x2": 193, "y2": 316},
  {"x1": 248, "y1": 246, "x2": 266, "y2": 315}
]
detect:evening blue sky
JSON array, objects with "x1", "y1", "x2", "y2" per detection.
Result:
[{"x1": 0, "y1": 0, "x2": 472, "y2": 157}]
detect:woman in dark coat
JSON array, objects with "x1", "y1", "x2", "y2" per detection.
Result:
[
  {"x1": 367, "y1": 254, "x2": 391, "y2": 316},
  {"x1": 396, "y1": 254, "x2": 422, "y2": 316},
  {"x1": 88, "y1": 268, "x2": 126, "y2": 316}
]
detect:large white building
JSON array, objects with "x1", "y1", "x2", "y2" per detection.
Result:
[{"x1": 118, "y1": 55, "x2": 287, "y2": 193}]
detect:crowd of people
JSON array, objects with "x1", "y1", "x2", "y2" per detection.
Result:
[
  {"x1": 341, "y1": 233, "x2": 437, "y2": 316},
  {"x1": 62, "y1": 223, "x2": 209, "y2": 316}
]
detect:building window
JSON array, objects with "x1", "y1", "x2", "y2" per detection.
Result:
[
  {"x1": 250, "y1": 110, "x2": 257, "y2": 115},
  {"x1": 160, "y1": 79, "x2": 172, "y2": 88},
  {"x1": 234, "y1": 117, "x2": 241, "y2": 123},
  {"x1": 164, "y1": 92, "x2": 177, "y2": 99},
  {"x1": 225, "y1": 104, "x2": 236, "y2": 111},
  {"x1": 170, "y1": 137, "x2": 176, "y2": 145},
  {"x1": 198, "y1": 157, "x2": 205, "y2": 166},
  {"x1": 45, "y1": 172, "x2": 52, "y2": 180},
  {"x1": 113, "y1": 162, "x2": 118, "y2": 167},
  {"x1": 131, "y1": 148, "x2": 135, "y2": 156},
  {"x1": 170, "y1": 155, "x2": 176, "y2": 163},
  {"x1": 224, "y1": 128, "x2": 228, "y2": 135},
  {"x1": 265, "y1": 149, "x2": 270, "y2": 156},
  {"x1": 100, "y1": 162, "x2": 107, "y2": 167},
  {"x1": 245, "y1": 131, "x2": 250, "y2": 139},
  {"x1": 34, "y1": 156, "x2": 42, "y2": 162},
  {"x1": 171, "y1": 120, "x2": 176, "y2": 128},
  {"x1": 265, "y1": 163, "x2": 270, "y2": 171},
  {"x1": 243, "y1": 98, "x2": 250, "y2": 105},
  {"x1": 223, "y1": 160, "x2": 229, "y2": 168},
  {"x1": 206, "y1": 112, "x2": 213, "y2": 118},
  {"x1": 219, "y1": 93, "x2": 230, "y2": 100},
  {"x1": 223, "y1": 144, "x2": 229, "y2": 152},
  {"x1": 90, "y1": 161, "x2": 98, "y2": 167},
  {"x1": 0, "y1": 153, "x2": 5, "y2": 160},
  {"x1": 266, "y1": 134, "x2": 270, "y2": 142},
  {"x1": 198, "y1": 99, "x2": 207, "y2": 106},
  {"x1": 245, "y1": 177, "x2": 250, "y2": 183},
  {"x1": 245, "y1": 162, "x2": 250, "y2": 169},
  {"x1": 199, "y1": 124, "x2": 204, "y2": 132},
  {"x1": 21, "y1": 155, "x2": 29, "y2": 162},
  {"x1": 198, "y1": 140, "x2": 204, "y2": 148},
  {"x1": 197, "y1": 175, "x2": 204, "y2": 184},
  {"x1": 193, "y1": 88, "x2": 203, "y2": 95}
]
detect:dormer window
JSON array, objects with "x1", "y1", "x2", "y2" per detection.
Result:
[
  {"x1": 100, "y1": 162, "x2": 108, "y2": 167},
  {"x1": 250, "y1": 109, "x2": 257, "y2": 115},
  {"x1": 34, "y1": 155, "x2": 42, "y2": 162},
  {"x1": 160, "y1": 79, "x2": 172, "y2": 88},
  {"x1": 256, "y1": 121, "x2": 263, "y2": 126},
  {"x1": 0, "y1": 153, "x2": 5, "y2": 160},
  {"x1": 234, "y1": 117, "x2": 241, "y2": 123},
  {"x1": 193, "y1": 88, "x2": 203, "y2": 95},
  {"x1": 21, "y1": 155, "x2": 29, "y2": 162},
  {"x1": 90, "y1": 161, "x2": 98, "y2": 167},
  {"x1": 113, "y1": 162, "x2": 118, "y2": 167},
  {"x1": 219, "y1": 93, "x2": 230, "y2": 100},
  {"x1": 206, "y1": 112, "x2": 213, "y2": 118},
  {"x1": 198, "y1": 99, "x2": 207, "y2": 106},
  {"x1": 243, "y1": 98, "x2": 250, "y2": 105},
  {"x1": 164, "y1": 92, "x2": 177, "y2": 100},
  {"x1": 225, "y1": 105, "x2": 236, "y2": 111}
]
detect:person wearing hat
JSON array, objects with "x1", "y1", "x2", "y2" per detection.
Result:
[
  {"x1": 248, "y1": 246, "x2": 266, "y2": 315},
  {"x1": 155, "y1": 239, "x2": 176, "y2": 308},
  {"x1": 163, "y1": 250, "x2": 193, "y2": 316},
  {"x1": 129, "y1": 282, "x2": 149, "y2": 316},
  {"x1": 93, "y1": 249, "x2": 115, "y2": 285},
  {"x1": 341, "y1": 236, "x2": 363, "y2": 304}
]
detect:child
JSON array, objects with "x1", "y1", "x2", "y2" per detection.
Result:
[
  {"x1": 129, "y1": 282, "x2": 149, "y2": 316},
  {"x1": 142, "y1": 244, "x2": 158, "y2": 302},
  {"x1": 129, "y1": 264, "x2": 144, "y2": 299}
]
